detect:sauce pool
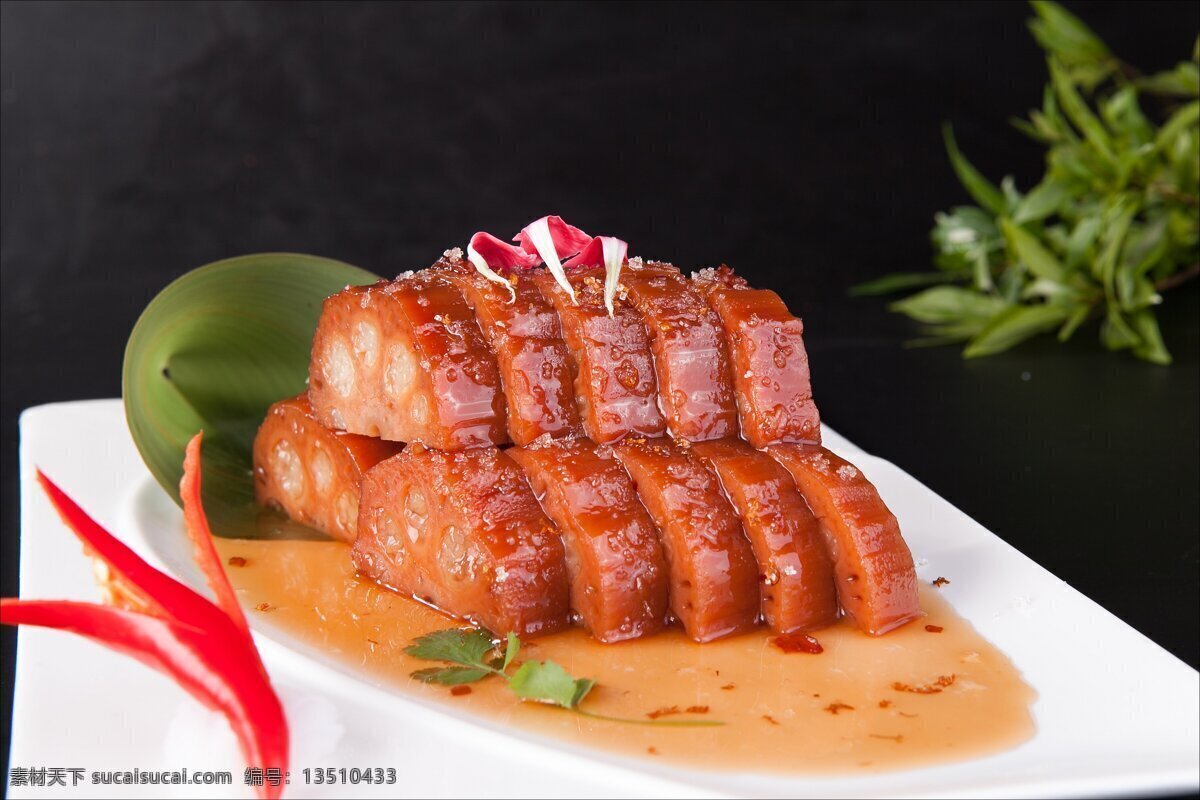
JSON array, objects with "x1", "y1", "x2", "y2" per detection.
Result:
[{"x1": 216, "y1": 538, "x2": 1036, "y2": 775}]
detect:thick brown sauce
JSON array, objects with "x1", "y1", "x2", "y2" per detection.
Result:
[{"x1": 216, "y1": 539, "x2": 1035, "y2": 775}]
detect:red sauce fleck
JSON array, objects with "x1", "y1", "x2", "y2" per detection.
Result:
[
  {"x1": 647, "y1": 747, "x2": 659, "y2": 755},
  {"x1": 721, "y1": 683, "x2": 736, "y2": 691},
  {"x1": 227, "y1": 556, "x2": 247, "y2": 567},
  {"x1": 932, "y1": 576, "x2": 951, "y2": 587},
  {"x1": 763, "y1": 714, "x2": 781, "y2": 726},
  {"x1": 450, "y1": 685, "x2": 472, "y2": 697},
  {"x1": 824, "y1": 702, "x2": 854, "y2": 715},
  {"x1": 686, "y1": 705, "x2": 710, "y2": 714},
  {"x1": 892, "y1": 675, "x2": 956, "y2": 694},
  {"x1": 647, "y1": 705, "x2": 681, "y2": 720},
  {"x1": 773, "y1": 632, "x2": 823, "y2": 654},
  {"x1": 925, "y1": 624, "x2": 944, "y2": 633},
  {"x1": 255, "y1": 602, "x2": 272, "y2": 612},
  {"x1": 878, "y1": 700, "x2": 893, "y2": 709}
]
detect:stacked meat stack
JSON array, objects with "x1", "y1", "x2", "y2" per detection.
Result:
[{"x1": 253, "y1": 217, "x2": 920, "y2": 644}]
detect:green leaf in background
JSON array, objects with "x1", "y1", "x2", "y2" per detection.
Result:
[
  {"x1": 1002, "y1": 219, "x2": 1066, "y2": 281},
  {"x1": 1012, "y1": 178, "x2": 1071, "y2": 224},
  {"x1": 122, "y1": 253, "x2": 380, "y2": 538},
  {"x1": 942, "y1": 123, "x2": 1007, "y2": 216},
  {"x1": 889, "y1": 286, "x2": 1008, "y2": 325},
  {"x1": 1049, "y1": 58, "x2": 1116, "y2": 163},
  {"x1": 849, "y1": 271, "x2": 965, "y2": 296},
  {"x1": 1156, "y1": 100, "x2": 1200, "y2": 151},
  {"x1": 857, "y1": 1, "x2": 1198, "y2": 364},
  {"x1": 1027, "y1": 1, "x2": 1110, "y2": 72},
  {"x1": 964, "y1": 304, "x2": 1072, "y2": 358},
  {"x1": 1136, "y1": 62, "x2": 1200, "y2": 98},
  {"x1": 1130, "y1": 309, "x2": 1173, "y2": 365}
]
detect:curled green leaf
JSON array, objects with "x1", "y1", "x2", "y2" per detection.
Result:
[{"x1": 122, "y1": 253, "x2": 380, "y2": 539}]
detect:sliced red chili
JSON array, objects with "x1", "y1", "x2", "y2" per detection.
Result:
[
  {"x1": 180, "y1": 432, "x2": 251, "y2": 640},
  {"x1": 4, "y1": 433, "x2": 289, "y2": 799}
]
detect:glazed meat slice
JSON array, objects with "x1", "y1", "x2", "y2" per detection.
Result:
[
  {"x1": 621, "y1": 263, "x2": 739, "y2": 441},
  {"x1": 694, "y1": 266, "x2": 821, "y2": 447},
  {"x1": 353, "y1": 445, "x2": 569, "y2": 637},
  {"x1": 534, "y1": 268, "x2": 666, "y2": 443},
  {"x1": 612, "y1": 438, "x2": 760, "y2": 642},
  {"x1": 253, "y1": 395, "x2": 402, "y2": 542},
  {"x1": 308, "y1": 272, "x2": 508, "y2": 449},
  {"x1": 691, "y1": 439, "x2": 838, "y2": 633},
  {"x1": 435, "y1": 256, "x2": 582, "y2": 445},
  {"x1": 768, "y1": 444, "x2": 920, "y2": 635},
  {"x1": 508, "y1": 438, "x2": 670, "y2": 642}
]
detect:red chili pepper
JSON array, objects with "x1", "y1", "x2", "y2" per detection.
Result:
[
  {"x1": 180, "y1": 433, "x2": 252, "y2": 641},
  {"x1": 1, "y1": 433, "x2": 289, "y2": 799}
]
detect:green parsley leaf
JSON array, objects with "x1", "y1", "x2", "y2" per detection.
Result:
[
  {"x1": 502, "y1": 632, "x2": 521, "y2": 670},
  {"x1": 404, "y1": 627, "x2": 497, "y2": 668},
  {"x1": 406, "y1": 627, "x2": 726, "y2": 726},
  {"x1": 411, "y1": 666, "x2": 493, "y2": 686},
  {"x1": 508, "y1": 660, "x2": 595, "y2": 709}
]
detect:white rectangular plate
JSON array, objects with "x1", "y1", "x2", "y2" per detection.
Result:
[{"x1": 8, "y1": 400, "x2": 1199, "y2": 798}]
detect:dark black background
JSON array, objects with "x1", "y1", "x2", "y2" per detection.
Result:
[{"x1": 2, "y1": 0, "x2": 1198, "y2": 791}]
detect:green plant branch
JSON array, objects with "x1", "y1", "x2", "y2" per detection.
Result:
[{"x1": 853, "y1": 2, "x2": 1199, "y2": 365}]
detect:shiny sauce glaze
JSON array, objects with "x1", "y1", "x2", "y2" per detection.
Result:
[
  {"x1": 533, "y1": 268, "x2": 666, "y2": 443},
  {"x1": 691, "y1": 438, "x2": 839, "y2": 633},
  {"x1": 696, "y1": 270, "x2": 821, "y2": 448},
  {"x1": 435, "y1": 259, "x2": 583, "y2": 446},
  {"x1": 620, "y1": 264, "x2": 739, "y2": 441},
  {"x1": 352, "y1": 445, "x2": 569, "y2": 638},
  {"x1": 385, "y1": 272, "x2": 509, "y2": 448},
  {"x1": 217, "y1": 538, "x2": 1035, "y2": 775},
  {"x1": 252, "y1": 394, "x2": 402, "y2": 542},
  {"x1": 508, "y1": 438, "x2": 670, "y2": 643},
  {"x1": 612, "y1": 438, "x2": 761, "y2": 642}
]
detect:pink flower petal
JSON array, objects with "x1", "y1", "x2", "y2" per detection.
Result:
[
  {"x1": 514, "y1": 216, "x2": 593, "y2": 260},
  {"x1": 467, "y1": 232, "x2": 540, "y2": 270},
  {"x1": 514, "y1": 216, "x2": 594, "y2": 303},
  {"x1": 466, "y1": 232, "x2": 539, "y2": 301}
]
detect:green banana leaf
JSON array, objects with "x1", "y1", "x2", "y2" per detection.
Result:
[{"x1": 122, "y1": 253, "x2": 381, "y2": 539}]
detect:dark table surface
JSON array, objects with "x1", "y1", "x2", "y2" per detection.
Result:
[{"x1": 2, "y1": 1, "x2": 1197, "y2": 792}]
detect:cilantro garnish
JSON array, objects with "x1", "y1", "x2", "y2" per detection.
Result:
[{"x1": 405, "y1": 627, "x2": 723, "y2": 727}]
